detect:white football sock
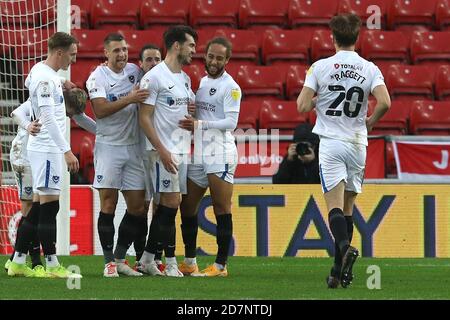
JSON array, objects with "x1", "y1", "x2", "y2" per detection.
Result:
[
  {"x1": 13, "y1": 252, "x2": 26, "y2": 264},
  {"x1": 45, "y1": 255, "x2": 59, "y2": 268},
  {"x1": 140, "y1": 251, "x2": 154, "y2": 264},
  {"x1": 166, "y1": 257, "x2": 177, "y2": 265},
  {"x1": 185, "y1": 257, "x2": 197, "y2": 265}
]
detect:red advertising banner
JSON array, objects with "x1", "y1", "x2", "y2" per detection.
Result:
[
  {"x1": 235, "y1": 139, "x2": 386, "y2": 178},
  {"x1": 394, "y1": 141, "x2": 450, "y2": 180}
]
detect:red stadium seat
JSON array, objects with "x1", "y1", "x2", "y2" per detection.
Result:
[
  {"x1": 435, "y1": 65, "x2": 450, "y2": 100},
  {"x1": 237, "y1": 66, "x2": 286, "y2": 101},
  {"x1": 388, "y1": 0, "x2": 437, "y2": 33},
  {"x1": 310, "y1": 30, "x2": 335, "y2": 62},
  {"x1": 90, "y1": 0, "x2": 140, "y2": 29},
  {"x1": 386, "y1": 65, "x2": 436, "y2": 100},
  {"x1": 288, "y1": 0, "x2": 339, "y2": 29},
  {"x1": 72, "y1": 29, "x2": 109, "y2": 59},
  {"x1": 436, "y1": 0, "x2": 450, "y2": 30},
  {"x1": 410, "y1": 31, "x2": 450, "y2": 65},
  {"x1": 79, "y1": 134, "x2": 95, "y2": 184},
  {"x1": 410, "y1": 100, "x2": 450, "y2": 135},
  {"x1": 261, "y1": 30, "x2": 311, "y2": 66},
  {"x1": 361, "y1": 30, "x2": 409, "y2": 66},
  {"x1": 71, "y1": 59, "x2": 102, "y2": 90},
  {"x1": 0, "y1": 0, "x2": 44, "y2": 26},
  {"x1": 71, "y1": 0, "x2": 92, "y2": 29},
  {"x1": 259, "y1": 100, "x2": 308, "y2": 134},
  {"x1": 117, "y1": 30, "x2": 164, "y2": 60},
  {"x1": 286, "y1": 65, "x2": 309, "y2": 100},
  {"x1": 238, "y1": 101, "x2": 262, "y2": 129},
  {"x1": 194, "y1": 29, "x2": 260, "y2": 65},
  {"x1": 140, "y1": 0, "x2": 190, "y2": 29},
  {"x1": 190, "y1": 0, "x2": 240, "y2": 29},
  {"x1": 183, "y1": 64, "x2": 205, "y2": 92},
  {"x1": 239, "y1": 0, "x2": 290, "y2": 30},
  {"x1": 368, "y1": 100, "x2": 412, "y2": 135},
  {"x1": 338, "y1": 0, "x2": 388, "y2": 28}
]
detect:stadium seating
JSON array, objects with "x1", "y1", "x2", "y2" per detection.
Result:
[
  {"x1": 183, "y1": 64, "x2": 205, "y2": 92},
  {"x1": 79, "y1": 134, "x2": 95, "y2": 183},
  {"x1": 261, "y1": 29, "x2": 311, "y2": 66},
  {"x1": 435, "y1": 65, "x2": 450, "y2": 100},
  {"x1": 140, "y1": 0, "x2": 190, "y2": 29},
  {"x1": 238, "y1": 100, "x2": 261, "y2": 129},
  {"x1": 436, "y1": 0, "x2": 450, "y2": 30},
  {"x1": 71, "y1": 0, "x2": 92, "y2": 29},
  {"x1": 288, "y1": 0, "x2": 339, "y2": 29},
  {"x1": 338, "y1": 0, "x2": 388, "y2": 28},
  {"x1": 387, "y1": 0, "x2": 437, "y2": 33},
  {"x1": 117, "y1": 30, "x2": 164, "y2": 60},
  {"x1": 238, "y1": 0, "x2": 290, "y2": 30},
  {"x1": 360, "y1": 30, "x2": 409, "y2": 66},
  {"x1": 90, "y1": 0, "x2": 140, "y2": 29},
  {"x1": 72, "y1": 29, "x2": 109, "y2": 59},
  {"x1": 194, "y1": 29, "x2": 259, "y2": 65},
  {"x1": 386, "y1": 65, "x2": 436, "y2": 100},
  {"x1": 310, "y1": 30, "x2": 335, "y2": 62},
  {"x1": 190, "y1": 0, "x2": 240, "y2": 29},
  {"x1": 236, "y1": 65, "x2": 285, "y2": 101},
  {"x1": 259, "y1": 100, "x2": 308, "y2": 134},
  {"x1": 71, "y1": 59, "x2": 102, "y2": 89},
  {"x1": 0, "y1": 0, "x2": 47, "y2": 26},
  {"x1": 368, "y1": 100, "x2": 412, "y2": 135},
  {"x1": 286, "y1": 64, "x2": 309, "y2": 100},
  {"x1": 410, "y1": 31, "x2": 450, "y2": 65},
  {"x1": 410, "y1": 100, "x2": 450, "y2": 135}
]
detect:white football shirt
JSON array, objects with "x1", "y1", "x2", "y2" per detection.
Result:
[
  {"x1": 25, "y1": 62, "x2": 67, "y2": 154},
  {"x1": 87, "y1": 63, "x2": 143, "y2": 145},
  {"x1": 304, "y1": 51, "x2": 385, "y2": 146},
  {"x1": 140, "y1": 62, "x2": 194, "y2": 154},
  {"x1": 195, "y1": 71, "x2": 241, "y2": 156}
]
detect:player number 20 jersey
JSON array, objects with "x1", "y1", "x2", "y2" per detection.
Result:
[{"x1": 304, "y1": 51, "x2": 385, "y2": 146}]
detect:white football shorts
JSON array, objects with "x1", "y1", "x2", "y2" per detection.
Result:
[
  {"x1": 27, "y1": 150, "x2": 63, "y2": 193},
  {"x1": 93, "y1": 142, "x2": 145, "y2": 191},
  {"x1": 149, "y1": 150, "x2": 188, "y2": 194},
  {"x1": 318, "y1": 137, "x2": 366, "y2": 194}
]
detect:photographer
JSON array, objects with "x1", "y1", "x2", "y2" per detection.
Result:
[{"x1": 272, "y1": 123, "x2": 320, "y2": 184}]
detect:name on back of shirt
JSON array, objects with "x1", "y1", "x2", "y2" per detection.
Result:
[{"x1": 330, "y1": 63, "x2": 366, "y2": 84}]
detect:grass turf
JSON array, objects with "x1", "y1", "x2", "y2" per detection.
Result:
[{"x1": 1, "y1": 255, "x2": 450, "y2": 300}]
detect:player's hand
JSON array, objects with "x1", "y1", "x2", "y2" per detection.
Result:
[
  {"x1": 178, "y1": 115, "x2": 198, "y2": 132},
  {"x1": 64, "y1": 151, "x2": 79, "y2": 173},
  {"x1": 63, "y1": 80, "x2": 77, "y2": 90},
  {"x1": 159, "y1": 148, "x2": 178, "y2": 174},
  {"x1": 188, "y1": 102, "x2": 196, "y2": 116},
  {"x1": 27, "y1": 120, "x2": 42, "y2": 136},
  {"x1": 128, "y1": 86, "x2": 150, "y2": 103}
]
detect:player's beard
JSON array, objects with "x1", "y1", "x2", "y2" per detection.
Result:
[
  {"x1": 205, "y1": 63, "x2": 224, "y2": 78},
  {"x1": 178, "y1": 52, "x2": 192, "y2": 66}
]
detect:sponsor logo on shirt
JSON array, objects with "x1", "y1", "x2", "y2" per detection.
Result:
[{"x1": 167, "y1": 97, "x2": 175, "y2": 106}]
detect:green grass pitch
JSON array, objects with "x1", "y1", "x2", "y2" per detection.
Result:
[{"x1": 1, "y1": 255, "x2": 450, "y2": 300}]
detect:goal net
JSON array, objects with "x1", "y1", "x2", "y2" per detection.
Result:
[{"x1": 0, "y1": 0, "x2": 57, "y2": 254}]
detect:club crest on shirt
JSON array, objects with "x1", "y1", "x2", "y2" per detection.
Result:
[
  {"x1": 52, "y1": 175, "x2": 60, "y2": 184},
  {"x1": 24, "y1": 187, "x2": 32, "y2": 195},
  {"x1": 162, "y1": 179, "x2": 170, "y2": 188},
  {"x1": 209, "y1": 88, "x2": 217, "y2": 96},
  {"x1": 185, "y1": 83, "x2": 189, "y2": 89},
  {"x1": 167, "y1": 97, "x2": 175, "y2": 106},
  {"x1": 129, "y1": 75, "x2": 135, "y2": 84},
  {"x1": 97, "y1": 175, "x2": 103, "y2": 183}
]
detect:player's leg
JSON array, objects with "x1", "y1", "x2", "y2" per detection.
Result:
[
  {"x1": 339, "y1": 147, "x2": 365, "y2": 288},
  {"x1": 179, "y1": 176, "x2": 207, "y2": 275},
  {"x1": 93, "y1": 143, "x2": 123, "y2": 277},
  {"x1": 318, "y1": 138, "x2": 351, "y2": 288}
]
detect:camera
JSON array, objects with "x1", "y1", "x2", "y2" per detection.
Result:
[{"x1": 296, "y1": 142, "x2": 311, "y2": 156}]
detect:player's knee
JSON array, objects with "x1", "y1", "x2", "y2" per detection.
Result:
[
  {"x1": 101, "y1": 200, "x2": 117, "y2": 214},
  {"x1": 212, "y1": 203, "x2": 231, "y2": 215}
]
